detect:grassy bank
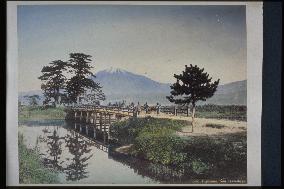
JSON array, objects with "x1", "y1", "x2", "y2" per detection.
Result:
[
  {"x1": 110, "y1": 117, "x2": 246, "y2": 177},
  {"x1": 19, "y1": 133, "x2": 60, "y2": 184},
  {"x1": 18, "y1": 106, "x2": 66, "y2": 121},
  {"x1": 195, "y1": 104, "x2": 247, "y2": 121}
]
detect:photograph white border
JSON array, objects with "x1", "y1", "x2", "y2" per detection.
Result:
[{"x1": 7, "y1": 1, "x2": 262, "y2": 186}]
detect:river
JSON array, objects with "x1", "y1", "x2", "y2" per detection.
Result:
[
  {"x1": 19, "y1": 119, "x2": 246, "y2": 184},
  {"x1": 18, "y1": 120, "x2": 188, "y2": 184}
]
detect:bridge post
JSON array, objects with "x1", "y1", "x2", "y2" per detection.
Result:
[
  {"x1": 74, "y1": 111, "x2": 77, "y2": 121},
  {"x1": 103, "y1": 132, "x2": 106, "y2": 144},
  {"x1": 86, "y1": 111, "x2": 89, "y2": 123},
  {"x1": 80, "y1": 111, "x2": 83, "y2": 122},
  {"x1": 89, "y1": 112, "x2": 93, "y2": 123},
  {"x1": 186, "y1": 106, "x2": 190, "y2": 117},
  {"x1": 92, "y1": 112, "x2": 95, "y2": 124},
  {"x1": 94, "y1": 112, "x2": 97, "y2": 127},
  {"x1": 99, "y1": 112, "x2": 103, "y2": 131},
  {"x1": 93, "y1": 127, "x2": 96, "y2": 138},
  {"x1": 79, "y1": 124, "x2": 82, "y2": 132},
  {"x1": 104, "y1": 112, "x2": 107, "y2": 133},
  {"x1": 108, "y1": 114, "x2": 111, "y2": 132}
]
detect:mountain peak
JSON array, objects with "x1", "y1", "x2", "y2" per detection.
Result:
[{"x1": 104, "y1": 67, "x2": 126, "y2": 73}]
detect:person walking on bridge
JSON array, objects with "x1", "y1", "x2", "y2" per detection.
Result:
[
  {"x1": 137, "y1": 102, "x2": 141, "y2": 115},
  {"x1": 144, "y1": 102, "x2": 149, "y2": 114},
  {"x1": 156, "y1": 102, "x2": 161, "y2": 115}
]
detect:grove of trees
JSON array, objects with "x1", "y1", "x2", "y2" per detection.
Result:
[{"x1": 38, "y1": 53, "x2": 105, "y2": 107}]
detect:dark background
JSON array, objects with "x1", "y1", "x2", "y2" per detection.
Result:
[
  {"x1": 0, "y1": 1, "x2": 282, "y2": 187},
  {"x1": 262, "y1": 1, "x2": 282, "y2": 186}
]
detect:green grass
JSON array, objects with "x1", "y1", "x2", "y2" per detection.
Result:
[
  {"x1": 18, "y1": 133, "x2": 60, "y2": 184},
  {"x1": 18, "y1": 106, "x2": 66, "y2": 121},
  {"x1": 110, "y1": 116, "x2": 187, "y2": 145},
  {"x1": 110, "y1": 117, "x2": 247, "y2": 176},
  {"x1": 195, "y1": 104, "x2": 247, "y2": 121}
]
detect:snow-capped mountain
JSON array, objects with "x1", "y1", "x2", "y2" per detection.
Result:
[{"x1": 93, "y1": 68, "x2": 170, "y2": 95}]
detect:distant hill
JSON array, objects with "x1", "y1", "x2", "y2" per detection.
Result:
[
  {"x1": 19, "y1": 68, "x2": 247, "y2": 106},
  {"x1": 93, "y1": 68, "x2": 247, "y2": 106},
  {"x1": 18, "y1": 90, "x2": 44, "y2": 105},
  {"x1": 199, "y1": 80, "x2": 247, "y2": 106}
]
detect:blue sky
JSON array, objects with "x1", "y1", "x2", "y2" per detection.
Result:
[{"x1": 18, "y1": 5, "x2": 246, "y2": 92}]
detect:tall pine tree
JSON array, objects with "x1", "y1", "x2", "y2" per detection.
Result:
[
  {"x1": 167, "y1": 64, "x2": 219, "y2": 132},
  {"x1": 38, "y1": 60, "x2": 67, "y2": 106},
  {"x1": 66, "y1": 53, "x2": 104, "y2": 104}
]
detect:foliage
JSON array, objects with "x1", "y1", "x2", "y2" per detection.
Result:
[
  {"x1": 183, "y1": 134, "x2": 247, "y2": 176},
  {"x1": 24, "y1": 95, "x2": 40, "y2": 106},
  {"x1": 195, "y1": 104, "x2": 247, "y2": 121},
  {"x1": 167, "y1": 64, "x2": 219, "y2": 106},
  {"x1": 110, "y1": 117, "x2": 186, "y2": 145},
  {"x1": 38, "y1": 53, "x2": 105, "y2": 105},
  {"x1": 38, "y1": 60, "x2": 68, "y2": 106},
  {"x1": 18, "y1": 106, "x2": 66, "y2": 121},
  {"x1": 110, "y1": 117, "x2": 246, "y2": 176},
  {"x1": 18, "y1": 133, "x2": 59, "y2": 184},
  {"x1": 66, "y1": 53, "x2": 104, "y2": 103},
  {"x1": 167, "y1": 64, "x2": 219, "y2": 128},
  {"x1": 110, "y1": 117, "x2": 188, "y2": 166},
  {"x1": 133, "y1": 134, "x2": 188, "y2": 166},
  {"x1": 83, "y1": 88, "x2": 106, "y2": 105}
]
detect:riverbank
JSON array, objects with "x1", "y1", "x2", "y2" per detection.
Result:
[
  {"x1": 110, "y1": 116, "x2": 247, "y2": 180},
  {"x1": 18, "y1": 133, "x2": 60, "y2": 184},
  {"x1": 18, "y1": 106, "x2": 66, "y2": 121}
]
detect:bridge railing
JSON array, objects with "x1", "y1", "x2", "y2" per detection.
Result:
[{"x1": 68, "y1": 104, "x2": 135, "y2": 116}]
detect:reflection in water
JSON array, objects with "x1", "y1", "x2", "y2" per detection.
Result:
[
  {"x1": 37, "y1": 125, "x2": 93, "y2": 181},
  {"x1": 40, "y1": 127, "x2": 65, "y2": 171},
  {"x1": 64, "y1": 130, "x2": 93, "y2": 181},
  {"x1": 21, "y1": 120, "x2": 245, "y2": 184}
]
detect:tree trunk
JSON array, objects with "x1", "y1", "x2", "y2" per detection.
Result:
[{"x1": 191, "y1": 103, "x2": 196, "y2": 132}]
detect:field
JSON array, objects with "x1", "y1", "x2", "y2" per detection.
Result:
[{"x1": 18, "y1": 106, "x2": 66, "y2": 121}]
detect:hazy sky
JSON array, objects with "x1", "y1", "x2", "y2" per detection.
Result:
[{"x1": 18, "y1": 5, "x2": 246, "y2": 92}]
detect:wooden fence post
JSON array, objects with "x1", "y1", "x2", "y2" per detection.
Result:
[{"x1": 187, "y1": 106, "x2": 190, "y2": 117}]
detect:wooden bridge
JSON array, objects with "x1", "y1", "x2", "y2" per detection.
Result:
[{"x1": 65, "y1": 105, "x2": 136, "y2": 135}]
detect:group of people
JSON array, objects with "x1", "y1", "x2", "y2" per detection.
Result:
[{"x1": 126, "y1": 102, "x2": 161, "y2": 116}]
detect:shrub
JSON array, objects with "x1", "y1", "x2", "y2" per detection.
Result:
[{"x1": 18, "y1": 133, "x2": 60, "y2": 184}]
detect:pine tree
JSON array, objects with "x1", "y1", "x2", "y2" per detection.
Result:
[
  {"x1": 167, "y1": 64, "x2": 219, "y2": 132},
  {"x1": 66, "y1": 53, "x2": 104, "y2": 103},
  {"x1": 38, "y1": 60, "x2": 67, "y2": 106}
]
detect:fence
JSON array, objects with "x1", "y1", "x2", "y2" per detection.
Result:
[{"x1": 66, "y1": 104, "x2": 247, "y2": 121}]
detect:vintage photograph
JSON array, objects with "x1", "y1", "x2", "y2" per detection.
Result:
[{"x1": 15, "y1": 3, "x2": 250, "y2": 185}]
